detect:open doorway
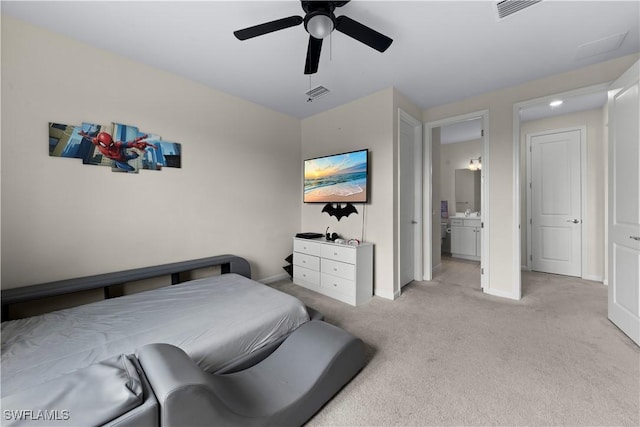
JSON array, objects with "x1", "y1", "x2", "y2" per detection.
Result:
[
  {"x1": 424, "y1": 111, "x2": 489, "y2": 291},
  {"x1": 513, "y1": 83, "x2": 611, "y2": 297},
  {"x1": 513, "y1": 64, "x2": 639, "y2": 346}
]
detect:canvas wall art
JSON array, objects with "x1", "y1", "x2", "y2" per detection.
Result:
[{"x1": 49, "y1": 122, "x2": 181, "y2": 173}]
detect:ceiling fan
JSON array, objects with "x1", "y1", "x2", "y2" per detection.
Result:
[{"x1": 233, "y1": 0, "x2": 393, "y2": 75}]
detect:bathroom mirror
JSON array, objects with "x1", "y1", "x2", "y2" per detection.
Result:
[{"x1": 455, "y1": 169, "x2": 481, "y2": 213}]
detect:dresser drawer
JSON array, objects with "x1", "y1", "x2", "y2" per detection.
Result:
[
  {"x1": 321, "y1": 273, "x2": 356, "y2": 297},
  {"x1": 321, "y1": 244, "x2": 356, "y2": 264},
  {"x1": 293, "y1": 265, "x2": 320, "y2": 286},
  {"x1": 293, "y1": 252, "x2": 320, "y2": 271},
  {"x1": 293, "y1": 239, "x2": 322, "y2": 256},
  {"x1": 464, "y1": 219, "x2": 481, "y2": 227},
  {"x1": 450, "y1": 219, "x2": 464, "y2": 226},
  {"x1": 321, "y1": 258, "x2": 355, "y2": 281}
]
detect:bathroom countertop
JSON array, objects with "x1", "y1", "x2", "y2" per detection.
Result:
[{"x1": 450, "y1": 213, "x2": 482, "y2": 219}]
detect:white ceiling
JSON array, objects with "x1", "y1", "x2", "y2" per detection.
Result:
[{"x1": 2, "y1": 1, "x2": 639, "y2": 119}]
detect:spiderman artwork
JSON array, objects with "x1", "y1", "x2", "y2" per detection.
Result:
[{"x1": 79, "y1": 130, "x2": 156, "y2": 172}]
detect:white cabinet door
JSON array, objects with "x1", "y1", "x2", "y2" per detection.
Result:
[
  {"x1": 608, "y1": 61, "x2": 640, "y2": 346},
  {"x1": 451, "y1": 226, "x2": 476, "y2": 256}
]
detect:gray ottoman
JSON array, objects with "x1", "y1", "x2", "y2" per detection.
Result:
[{"x1": 138, "y1": 320, "x2": 365, "y2": 426}]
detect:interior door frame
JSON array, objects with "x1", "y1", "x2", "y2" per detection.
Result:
[
  {"x1": 607, "y1": 60, "x2": 640, "y2": 345},
  {"x1": 397, "y1": 108, "x2": 424, "y2": 295},
  {"x1": 423, "y1": 110, "x2": 489, "y2": 291},
  {"x1": 525, "y1": 126, "x2": 587, "y2": 277},
  {"x1": 513, "y1": 82, "x2": 611, "y2": 298}
]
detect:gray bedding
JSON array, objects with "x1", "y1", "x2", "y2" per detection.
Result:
[{"x1": 1, "y1": 273, "x2": 309, "y2": 397}]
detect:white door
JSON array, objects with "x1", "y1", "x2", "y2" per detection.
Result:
[
  {"x1": 399, "y1": 111, "x2": 422, "y2": 288},
  {"x1": 529, "y1": 129, "x2": 582, "y2": 277},
  {"x1": 608, "y1": 61, "x2": 640, "y2": 346}
]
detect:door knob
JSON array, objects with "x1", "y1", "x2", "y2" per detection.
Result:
[
  {"x1": 411, "y1": 220, "x2": 418, "y2": 224},
  {"x1": 566, "y1": 219, "x2": 580, "y2": 224},
  {"x1": 631, "y1": 236, "x2": 640, "y2": 241}
]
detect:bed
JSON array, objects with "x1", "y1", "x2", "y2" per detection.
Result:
[{"x1": 1, "y1": 255, "x2": 310, "y2": 398}]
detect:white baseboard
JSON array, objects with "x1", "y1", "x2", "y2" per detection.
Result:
[
  {"x1": 582, "y1": 274, "x2": 603, "y2": 283},
  {"x1": 484, "y1": 286, "x2": 520, "y2": 300},
  {"x1": 259, "y1": 273, "x2": 289, "y2": 285},
  {"x1": 375, "y1": 289, "x2": 396, "y2": 300}
]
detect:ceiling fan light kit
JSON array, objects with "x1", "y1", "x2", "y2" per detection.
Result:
[
  {"x1": 233, "y1": 0, "x2": 392, "y2": 75},
  {"x1": 305, "y1": 11, "x2": 335, "y2": 39}
]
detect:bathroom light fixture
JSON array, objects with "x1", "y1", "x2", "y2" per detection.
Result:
[
  {"x1": 469, "y1": 157, "x2": 482, "y2": 171},
  {"x1": 549, "y1": 99, "x2": 563, "y2": 107}
]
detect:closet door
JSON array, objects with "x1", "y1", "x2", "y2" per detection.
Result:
[{"x1": 529, "y1": 128, "x2": 582, "y2": 277}]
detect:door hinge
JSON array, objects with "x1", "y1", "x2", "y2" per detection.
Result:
[
  {"x1": 530, "y1": 254, "x2": 533, "y2": 261},
  {"x1": 530, "y1": 218, "x2": 532, "y2": 225},
  {"x1": 529, "y1": 182, "x2": 532, "y2": 189},
  {"x1": 481, "y1": 222, "x2": 484, "y2": 228},
  {"x1": 481, "y1": 129, "x2": 485, "y2": 137},
  {"x1": 481, "y1": 268, "x2": 484, "y2": 274},
  {"x1": 529, "y1": 145, "x2": 532, "y2": 152}
]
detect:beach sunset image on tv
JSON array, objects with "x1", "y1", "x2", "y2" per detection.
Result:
[{"x1": 304, "y1": 150, "x2": 368, "y2": 203}]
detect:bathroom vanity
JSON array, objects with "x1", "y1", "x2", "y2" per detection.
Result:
[{"x1": 450, "y1": 215, "x2": 481, "y2": 261}]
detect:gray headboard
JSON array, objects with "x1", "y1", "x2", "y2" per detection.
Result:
[{"x1": 1, "y1": 254, "x2": 251, "y2": 321}]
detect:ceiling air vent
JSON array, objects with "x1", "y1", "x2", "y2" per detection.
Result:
[
  {"x1": 305, "y1": 85, "x2": 330, "y2": 102},
  {"x1": 496, "y1": 0, "x2": 542, "y2": 20}
]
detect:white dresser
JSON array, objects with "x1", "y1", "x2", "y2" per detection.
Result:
[{"x1": 292, "y1": 237, "x2": 373, "y2": 306}]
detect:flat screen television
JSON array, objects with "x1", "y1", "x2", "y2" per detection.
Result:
[{"x1": 303, "y1": 149, "x2": 369, "y2": 203}]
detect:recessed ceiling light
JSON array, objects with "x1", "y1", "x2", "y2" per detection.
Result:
[{"x1": 550, "y1": 100, "x2": 563, "y2": 107}]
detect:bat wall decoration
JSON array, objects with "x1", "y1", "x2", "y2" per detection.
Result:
[{"x1": 322, "y1": 203, "x2": 358, "y2": 221}]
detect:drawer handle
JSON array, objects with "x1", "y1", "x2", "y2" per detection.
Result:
[
  {"x1": 302, "y1": 260, "x2": 306, "y2": 263},
  {"x1": 333, "y1": 283, "x2": 338, "y2": 287},
  {"x1": 302, "y1": 274, "x2": 306, "y2": 277},
  {"x1": 334, "y1": 252, "x2": 338, "y2": 256},
  {"x1": 333, "y1": 268, "x2": 338, "y2": 271}
]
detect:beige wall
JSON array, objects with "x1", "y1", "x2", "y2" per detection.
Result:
[
  {"x1": 520, "y1": 108, "x2": 606, "y2": 281},
  {"x1": 1, "y1": 16, "x2": 302, "y2": 288},
  {"x1": 3, "y1": 14, "x2": 637, "y2": 303},
  {"x1": 301, "y1": 88, "x2": 396, "y2": 298},
  {"x1": 300, "y1": 88, "x2": 421, "y2": 300},
  {"x1": 423, "y1": 54, "x2": 639, "y2": 298}
]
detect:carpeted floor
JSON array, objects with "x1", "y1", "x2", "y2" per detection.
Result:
[{"x1": 270, "y1": 257, "x2": 640, "y2": 426}]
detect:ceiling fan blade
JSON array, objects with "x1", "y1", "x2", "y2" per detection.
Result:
[
  {"x1": 304, "y1": 36, "x2": 323, "y2": 75},
  {"x1": 234, "y1": 15, "x2": 303, "y2": 40},
  {"x1": 335, "y1": 15, "x2": 392, "y2": 52}
]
